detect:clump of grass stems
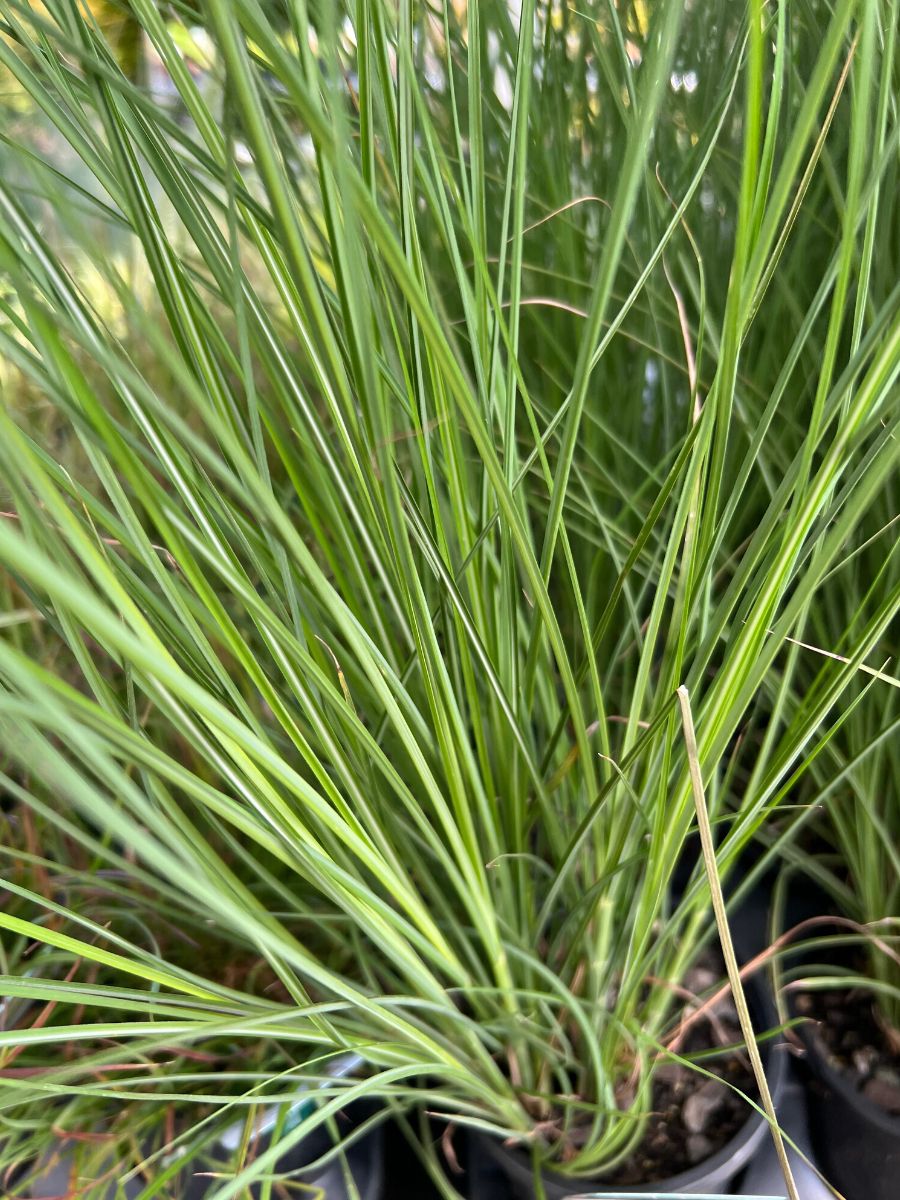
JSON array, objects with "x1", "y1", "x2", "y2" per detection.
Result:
[
  {"x1": 769, "y1": 494, "x2": 900, "y2": 1041},
  {"x1": 0, "y1": 0, "x2": 897, "y2": 1195}
]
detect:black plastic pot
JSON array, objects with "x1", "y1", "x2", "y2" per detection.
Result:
[
  {"x1": 24, "y1": 1102, "x2": 384, "y2": 1199},
  {"x1": 798, "y1": 1023, "x2": 900, "y2": 1200},
  {"x1": 469, "y1": 977, "x2": 789, "y2": 1200},
  {"x1": 25, "y1": 1130, "x2": 382, "y2": 1200},
  {"x1": 773, "y1": 875, "x2": 900, "y2": 1200}
]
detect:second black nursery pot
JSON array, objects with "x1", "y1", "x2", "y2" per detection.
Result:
[{"x1": 799, "y1": 1023, "x2": 900, "y2": 1200}]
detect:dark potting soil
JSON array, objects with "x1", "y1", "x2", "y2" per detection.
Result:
[
  {"x1": 797, "y1": 987, "x2": 900, "y2": 1115},
  {"x1": 602, "y1": 974, "x2": 757, "y2": 1185},
  {"x1": 601, "y1": 1065, "x2": 755, "y2": 1185}
]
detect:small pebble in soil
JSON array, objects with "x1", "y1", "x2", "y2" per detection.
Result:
[
  {"x1": 852, "y1": 1046, "x2": 878, "y2": 1077},
  {"x1": 683, "y1": 1079, "x2": 729, "y2": 1134},
  {"x1": 654, "y1": 1063, "x2": 689, "y2": 1089},
  {"x1": 686, "y1": 1133, "x2": 716, "y2": 1164}
]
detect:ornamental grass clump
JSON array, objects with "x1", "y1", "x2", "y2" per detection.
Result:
[
  {"x1": 772, "y1": 484, "x2": 900, "y2": 1046},
  {"x1": 0, "y1": 0, "x2": 897, "y2": 1195}
]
